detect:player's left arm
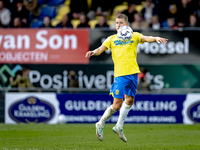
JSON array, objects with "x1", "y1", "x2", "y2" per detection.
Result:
[{"x1": 141, "y1": 36, "x2": 168, "y2": 44}]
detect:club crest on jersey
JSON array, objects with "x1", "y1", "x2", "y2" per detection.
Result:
[{"x1": 115, "y1": 90, "x2": 119, "y2": 95}]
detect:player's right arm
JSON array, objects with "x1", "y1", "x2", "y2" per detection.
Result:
[{"x1": 85, "y1": 45, "x2": 108, "y2": 58}]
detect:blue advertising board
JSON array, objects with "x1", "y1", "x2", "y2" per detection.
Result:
[
  {"x1": 57, "y1": 94, "x2": 186, "y2": 123},
  {"x1": 5, "y1": 93, "x2": 200, "y2": 124}
]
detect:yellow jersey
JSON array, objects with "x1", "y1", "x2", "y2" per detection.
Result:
[{"x1": 103, "y1": 32, "x2": 144, "y2": 77}]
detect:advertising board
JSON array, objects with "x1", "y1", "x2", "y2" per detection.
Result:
[
  {"x1": 5, "y1": 93, "x2": 200, "y2": 124},
  {"x1": 1, "y1": 64, "x2": 199, "y2": 89},
  {"x1": 0, "y1": 29, "x2": 89, "y2": 64},
  {"x1": 1, "y1": 29, "x2": 200, "y2": 64},
  {"x1": 5, "y1": 93, "x2": 59, "y2": 124},
  {"x1": 89, "y1": 29, "x2": 200, "y2": 64},
  {"x1": 57, "y1": 94, "x2": 186, "y2": 123},
  {"x1": 182, "y1": 93, "x2": 200, "y2": 124}
]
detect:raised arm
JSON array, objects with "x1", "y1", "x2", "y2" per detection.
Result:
[
  {"x1": 141, "y1": 36, "x2": 168, "y2": 44},
  {"x1": 85, "y1": 45, "x2": 108, "y2": 58}
]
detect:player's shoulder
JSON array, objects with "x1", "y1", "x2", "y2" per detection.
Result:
[
  {"x1": 133, "y1": 32, "x2": 143, "y2": 38},
  {"x1": 105, "y1": 34, "x2": 117, "y2": 41},
  {"x1": 108, "y1": 34, "x2": 117, "y2": 39},
  {"x1": 133, "y1": 32, "x2": 142, "y2": 35}
]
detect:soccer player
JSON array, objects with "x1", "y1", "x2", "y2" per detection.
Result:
[{"x1": 85, "y1": 14, "x2": 168, "y2": 142}]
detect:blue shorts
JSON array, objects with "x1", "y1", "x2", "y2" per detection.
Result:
[{"x1": 110, "y1": 74, "x2": 138, "y2": 99}]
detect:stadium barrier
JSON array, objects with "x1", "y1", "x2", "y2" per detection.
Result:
[
  {"x1": 0, "y1": 29, "x2": 200, "y2": 64},
  {"x1": 89, "y1": 29, "x2": 200, "y2": 64},
  {"x1": 2, "y1": 91, "x2": 200, "y2": 124},
  {"x1": 1, "y1": 64, "x2": 200, "y2": 90},
  {"x1": 0, "y1": 29, "x2": 200, "y2": 124}
]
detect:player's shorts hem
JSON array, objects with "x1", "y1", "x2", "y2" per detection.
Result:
[
  {"x1": 109, "y1": 92, "x2": 136, "y2": 99},
  {"x1": 109, "y1": 92, "x2": 114, "y2": 97},
  {"x1": 109, "y1": 92, "x2": 124, "y2": 99}
]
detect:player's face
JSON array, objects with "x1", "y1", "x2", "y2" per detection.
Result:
[{"x1": 116, "y1": 18, "x2": 128, "y2": 31}]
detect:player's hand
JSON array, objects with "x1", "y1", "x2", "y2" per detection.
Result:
[
  {"x1": 155, "y1": 37, "x2": 168, "y2": 44},
  {"x1": 85, "y1": 51, "x2": 95, "y2": 58}
]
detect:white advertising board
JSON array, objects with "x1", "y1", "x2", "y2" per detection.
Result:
[
  {"x1": 182, "y1": 93, "x2": 200, "y2": 124},
  {"x1": 5, "y1": 93, "x2": 60, "y2": 124}
]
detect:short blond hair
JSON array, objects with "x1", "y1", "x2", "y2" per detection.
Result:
[{"x1": 116, "y1": 14, "x2": 128, "y2": 23}]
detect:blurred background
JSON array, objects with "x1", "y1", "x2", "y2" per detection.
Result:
[{"x1": 0, "y1": 0, "x2": 200, "y2": 125}]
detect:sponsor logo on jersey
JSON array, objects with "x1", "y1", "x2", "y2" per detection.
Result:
[{"x1": 114, "y1": 40, "x2": 133, "y2": 46}]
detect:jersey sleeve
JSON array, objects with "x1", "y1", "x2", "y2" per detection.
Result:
[
  {"x1": 102, "y1": 36, "x2": 112, "y2": 50},
  {"x1": 135, "y1": 32, "x2": 144, "y2": 44}
]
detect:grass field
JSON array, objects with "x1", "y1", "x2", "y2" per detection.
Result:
[{"x1": 0, "y1": 123, "x2": 200, "y2": 150}]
